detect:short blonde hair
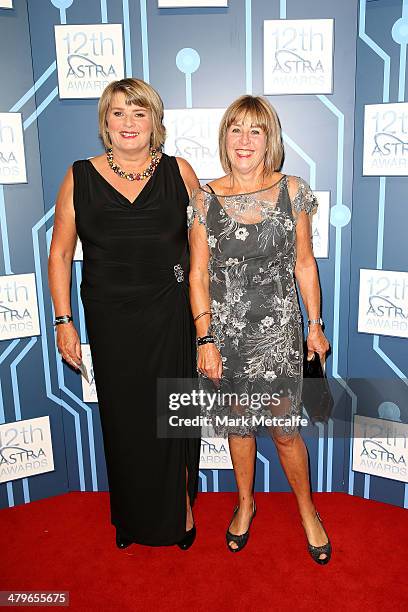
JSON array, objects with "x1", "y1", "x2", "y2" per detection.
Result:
[
  {"x1": 98, "y1": 78, "x2": 166, "y2": 149},
  {"x1": 218, "y1": 95, "x2": 284, "y2": 175}
]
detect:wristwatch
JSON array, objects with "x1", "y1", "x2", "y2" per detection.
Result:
[{"x1": 308, "y1": 318, "x2": 324, "y2": 327}]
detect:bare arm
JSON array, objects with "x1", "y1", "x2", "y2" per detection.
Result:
[
  {"x1": 288, "y1": 176, "x2": 330, "y2": 361},
  {"x1": 48, "y1": 167, "x2": 81, "y2": 367},
  {"x1": 176, "y1": 157, "x2": 200, "y2": 197},
  {"x1": 294, "y1": 212, "x2": 321, "y2": 321},
  {"x1": 189, "y1": 212, "x2": 211, "y2": 336},
  {"x1": 188, "y1": 194, "x2": 222, "y2": 384}
]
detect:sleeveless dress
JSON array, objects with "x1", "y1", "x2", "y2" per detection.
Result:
[
  {"x1": 72, "y1": 153, "x2": 200, "y2": 546},
  {"x1": 187, "y1": 175, "x2": 318, "y2": 438}
]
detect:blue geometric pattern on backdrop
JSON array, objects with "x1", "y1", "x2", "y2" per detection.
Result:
[
  {"x1": 351, "y1": 0, "x2": 408, "y2": 507},
  {"x1": 0, "y1": 0, "x2": 406, "y2": 511}
]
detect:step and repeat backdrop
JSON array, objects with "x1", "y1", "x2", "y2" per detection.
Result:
[{"x1": 0, "y1": 0, "x2": 406, "y2": 510}]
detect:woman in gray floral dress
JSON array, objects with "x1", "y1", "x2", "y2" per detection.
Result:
[{"x1": 188, "y1": 95, "x2": 332, "y2": 563}]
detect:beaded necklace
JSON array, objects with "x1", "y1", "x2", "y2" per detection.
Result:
[{"x1": 106, "y1": 147, "x2": 160, "y2": 181}]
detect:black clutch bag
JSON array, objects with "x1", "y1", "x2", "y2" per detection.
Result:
[{"x1": 302, "y1": 342, "x2": 334, "y2": 424}]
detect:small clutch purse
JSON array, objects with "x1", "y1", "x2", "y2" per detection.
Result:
[{"x1": 302, "y1": 342, "x2": 334, "y2": 424}]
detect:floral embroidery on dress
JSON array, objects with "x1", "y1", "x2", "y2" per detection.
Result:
[
  {"x1": 259, "y1": 316, "x2": 274, "y2": 331},
  {"x1": 186, "y1": 205, "x2": 194, "y2": 228},
  {"x1": 207, "y1": 234, "x2": 217, "y2": 248},
  {"x1": 235, "y1": 227, "x2": 249, "y2": 241},
  {"x1": 264, "y1": 370, "x2": 277, "y2": 381},
  {"x1": 188, "y1": 176, "x2": 318, "y2": 437},
  {"x1": 292, "y1": 177, "x2": 318, "y2": 215},
  {"x1": 225, "y1": 257, "x2": 239, "y2": 267}
]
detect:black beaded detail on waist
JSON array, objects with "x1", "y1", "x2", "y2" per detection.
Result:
[{"x1": 174, "y1": 264, "x2": 184, "y2": 283}]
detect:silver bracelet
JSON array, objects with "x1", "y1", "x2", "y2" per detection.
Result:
[
  {"x1": 308, "y1": 318, "x2": 323, "y2": 326},
  {"x1": 54, "y1": 315, "x2": 73, "y2": 326}
]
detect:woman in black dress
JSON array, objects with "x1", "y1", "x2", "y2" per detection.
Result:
[{"x1": 48, "y1": 78, "x2": 200, "y2": 549}]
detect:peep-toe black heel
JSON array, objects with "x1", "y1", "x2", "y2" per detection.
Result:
[
  {"x1": 226, "y1": 501, "x2": 256, "y2": 553},
  {"x1": 306, "y1": 511, "x2": 332, "y2": 565},
  {"x1": 177, "y1": 524, "x2": 196, "y2": 550}
]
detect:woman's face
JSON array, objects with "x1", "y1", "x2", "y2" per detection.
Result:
[
  {"x1": 106, "y1": 91, "x2": 153, "y2": 155},
  {"x1": 226, "y1": 114, "x2": 267, "y2": 176}
]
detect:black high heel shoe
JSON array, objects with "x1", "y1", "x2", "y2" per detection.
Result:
[
  {"x1": 306, "y1": 511, "x2": 332, "y2": 565},
  {"x1": 226, "y1": 501, "x2": 256, "y2": 553},
  {"x1": 177, "y1": 525, "x2": 196, "y2": 550},
  {"x1": 115, "y1": 527, "x2": 133, "y2": 550}
]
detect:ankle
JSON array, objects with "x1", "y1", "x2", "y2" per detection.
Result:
[
  {"x1": 299, "y1": 504, "x2": 317, "y2": 521},
  {"x1": 237, "y1": 496, "x2": 254, "y2": 509}
]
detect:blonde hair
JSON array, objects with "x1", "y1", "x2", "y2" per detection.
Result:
[
  {"x1": 218, "y1": 95, "x2": 284, "y2": 175},
  {"x1": 98, "y1": 78, "x2": 166, "y2": 149}
]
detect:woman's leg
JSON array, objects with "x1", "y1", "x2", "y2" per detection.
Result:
[
  {"x1": 185, "y1": 466, "x2": 194, "y2": 531},
  {"x1": 272, "y1": 431, "x2": 329, "y2": 560},
  {"x1": 227, "y1": 435, "x2": 256, "y2": 550}
]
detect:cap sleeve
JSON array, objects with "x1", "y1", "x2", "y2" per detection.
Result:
[
  {"x1": 187, "y1": 188, "x2": 210, "y2": 229},
  {"x1": 289, "y1": 176, "x2": 318, "y2": 216}
]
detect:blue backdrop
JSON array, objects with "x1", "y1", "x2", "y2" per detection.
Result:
[{"x1": 0, "y1": 0, "x2": 406, "y2": 511}]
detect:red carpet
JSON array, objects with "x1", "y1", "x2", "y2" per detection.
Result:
[{"x1": 1, "y1": 492, "x2": 407, "y2": 611}]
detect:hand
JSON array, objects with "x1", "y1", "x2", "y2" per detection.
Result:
[
  {"x1": 306, "y1": 326, "x2": 330, "y2": 364},
  {"x1": 197, "y1": 343, "x2": 223, "y2": 386},
  {"x1": 56, "y1": 323, "x2": 82, "y2": 369}
]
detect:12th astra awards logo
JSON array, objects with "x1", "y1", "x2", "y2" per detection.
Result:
[
  {"x1": 81, "y1": 344, "x2": 97, "y2": 403},
  {"x1": 0, "y1": 113, "x2": 27, "y2": 184},
  {"x1": 363, "y1": 103, "x2": 408, "y2": 176},
  {"x1": 264, "y1": 19, "x2": 334, "y2": 95},
  {"x1": 55, "y1": 24, "x2": 124, "y2": 99},
  {"x1": 353, "y1": 415, "x2": 408, "y2": 484},
  {"x1": 358, "y1": 269, "x2": 408, "y2": 339},
  {"x1": 199, "y1": 437, "x2": 233, "y2": 469},
  {"x1": 0, "y1": 417, "x2": 54, "y2": 484},
  {"x1": 164, "y1": 109, "x2": 225, "y2": 180},
  {"x1": 0, "y1": 274, "x2": 40, "y2": 341}
]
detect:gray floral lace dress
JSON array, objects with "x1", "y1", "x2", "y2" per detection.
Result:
[{"x1": 187, "y1": 175, "x2": 318, "y2": 438}]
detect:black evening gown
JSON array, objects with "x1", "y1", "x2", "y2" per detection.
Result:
[{"x1": 72, "y1": 154, "x2": 200, "y2": 546}]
